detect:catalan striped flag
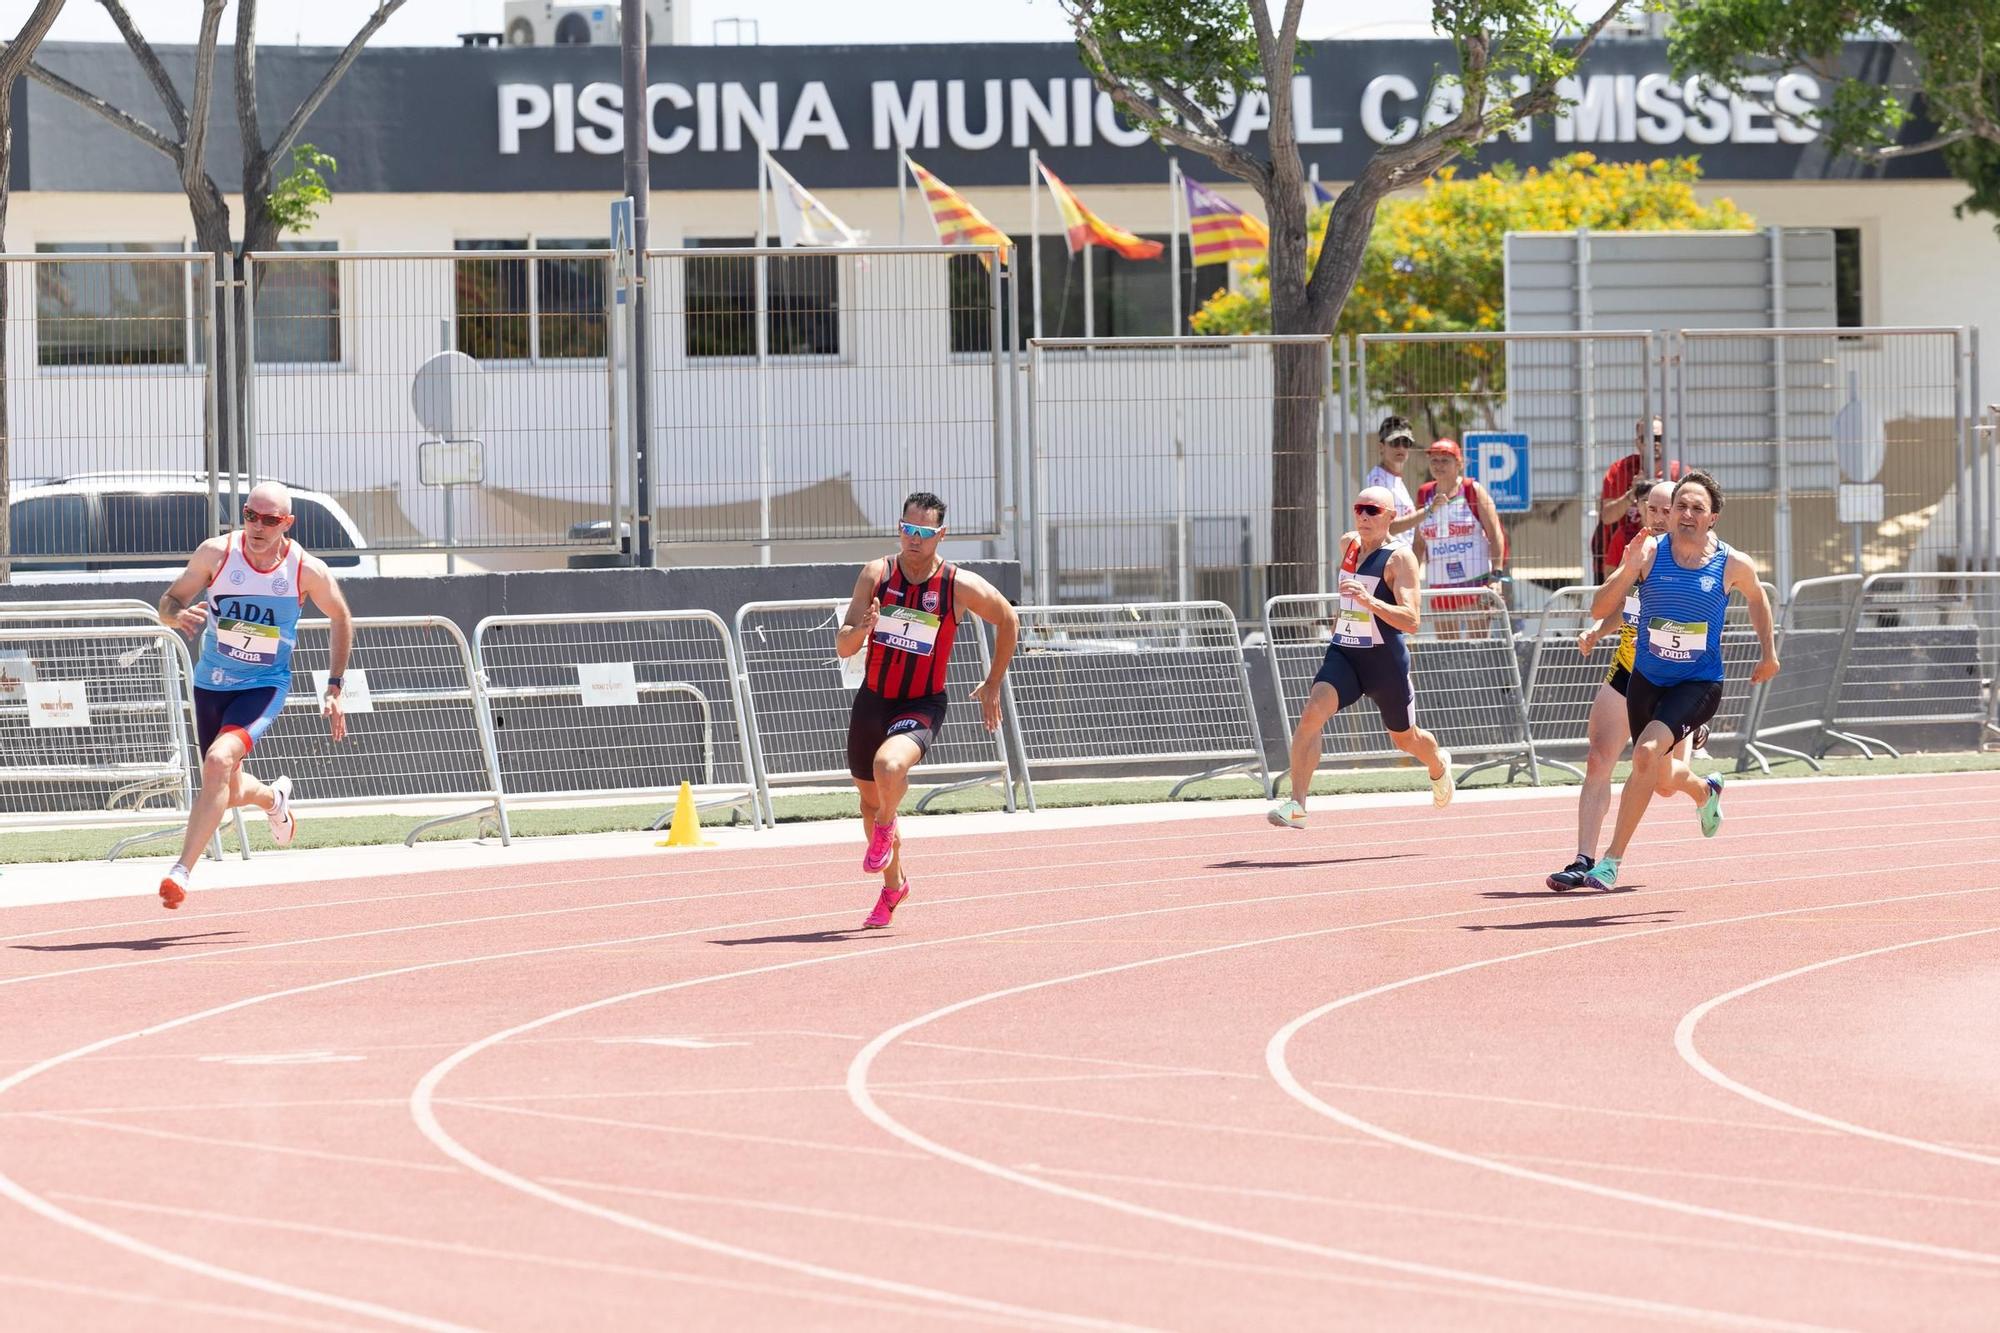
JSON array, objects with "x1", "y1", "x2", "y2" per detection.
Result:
[
  {"x1": 1182, "y1": 177, "x2": 1268, "y2": 266},
  {"x1": 1038, "y1": 161, "x2": 1163, "y2": 260},
  {"x1": 906, "y1": 157, "x2": 1012, "y2": 263}
]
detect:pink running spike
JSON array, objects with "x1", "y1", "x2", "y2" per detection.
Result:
[
  {"x1": 863, "y1": 882, "x2": 909, "y2": 929},
  {"x1": 861, "y1": 819, "x2": 898, "y2": 873}
]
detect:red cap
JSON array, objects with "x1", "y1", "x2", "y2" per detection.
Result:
[{"x1": 1426, "y1": 439, "x2": 1462, "y2": 461}]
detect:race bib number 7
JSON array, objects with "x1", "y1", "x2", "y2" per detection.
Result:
[
  {"x1": 874, "y1": 605, "x2": 941, "y2": 657},
  {"x1": 1647, "y1": 617, "x2": 1708, "y2": 661}
]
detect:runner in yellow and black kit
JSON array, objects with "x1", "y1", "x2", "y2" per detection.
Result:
[
  {"x1": 834, "y1": 491, "x2": 1020, "y2": 930},
  {"x1": 1546, "y1": 478, "x2": 1700, "y2": 891}
]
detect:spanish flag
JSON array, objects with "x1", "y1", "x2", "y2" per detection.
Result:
[
  {"x1": 1183, "y1": 177, "x2": 1268, "y2": 266},
  {"x1": 1037, "y1": 161, "x2": 1163, "y2": 261},
  {"x1": 906, "y1": 157, "x2": 1012, "y2": 263}
]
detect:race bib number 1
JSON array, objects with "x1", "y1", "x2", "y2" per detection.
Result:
[
  {"x1": 874, "y1": 606, "x2": 941, "y2": 657},
  {"x1": 1647, "y1": 617, "x2": 1708, "y2": 661}
]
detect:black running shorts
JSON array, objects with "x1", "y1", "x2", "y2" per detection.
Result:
[
  {"x1": 1312, "y1": 639, "x2": 1416, "y2": 734},
  {"x1": 847, "y1": 688, "x2": 949, "y2": 781},
  {"x1": 1626, "y1": 670, "x2": 1723, "y2": 746}
]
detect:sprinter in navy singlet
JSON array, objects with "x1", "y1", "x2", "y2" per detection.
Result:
[
  {"x1": 1574, "y1": 470, "x2": 1779, "y2": 891},
  {"x1": 154, "y1": 482, "x2": 355, "y2": 910},
  {"x1": 1268, "y1": 485, "x2": 1456, "y2": 830},
  {"x1": 835, "y1": 491, "x2": 1020, "y2": 929}
]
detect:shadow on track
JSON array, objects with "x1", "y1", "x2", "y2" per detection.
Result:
[
  {"x1": 1480, "y1": 886, "x2": 1638, "y2": 900},
  {"x1": 1461, "y1": 910, "x2": 1681, "y2": 932},
  {"x1": 709, "y1": 928, "x2": 882, "y2": 947},
  {"x1": 1209, "y1": 854, "x2": 1413, "y2": 871},
  {"x1": 12, "y1": 930, "x2": 244, "y2": 953}
]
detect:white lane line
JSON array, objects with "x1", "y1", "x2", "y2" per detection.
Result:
[
  {"x1": 0, "y1": 1270, "x2": 369, "y2": 1332},
  {"x1": 5, "y1": 776, "x2": 1989, "y2": 948},
  {"x1": 1264, "y1": 887, "x2": 2000, "y2": 1268},
  {"x1": 1674, "y1": 925, "x2": 2000, "y2": 1168},
  {"x1": 45, "y1": 1192, "x2": 1048, "y2": 1331}
]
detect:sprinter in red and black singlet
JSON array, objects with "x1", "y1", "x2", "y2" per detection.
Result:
[{"x1": 836, "y1": 492, "x2": 1021, "y2": 930}]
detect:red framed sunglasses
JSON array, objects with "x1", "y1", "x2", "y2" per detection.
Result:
[{"x1": 242, "y1": 507, "x2": 290, "y2": 528}]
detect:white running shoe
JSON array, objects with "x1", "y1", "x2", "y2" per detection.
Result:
[
  {"x1": 1430, "y1": 750, "x2": 1456, "y2": 809},
  {"x1": 267, "y1": 775, "x2": 297, "y2": 848}
]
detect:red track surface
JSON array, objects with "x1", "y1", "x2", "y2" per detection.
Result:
[{"x1": 3, "y1": 772, "x2": 1998, "y2": 1330}]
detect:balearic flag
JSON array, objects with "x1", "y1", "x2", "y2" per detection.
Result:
[
  {"x1": 906, "y1": 157, "x2": 1012, "y2": 262},
  {"x1": 1038, "y1": 160, "x2": 1164, "y2": 261},
  {"x1": 765, "y1": 152, "x2": 865, "y2": 247},
  {"x1": 1182, "y1": 177, "x2": 1268, "y2": 266}
]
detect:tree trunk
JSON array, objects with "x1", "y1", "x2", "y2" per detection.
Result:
[
  {"x1": 1262, "y1": 185, "x2": 1323, "y2": 599},
  {"x1": 190, "y1": 200, "x2": 238, "y2": 516}
]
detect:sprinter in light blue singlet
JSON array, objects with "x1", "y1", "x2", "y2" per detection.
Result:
[
  {"x1": 155, "y1": 482, "x2": 355, "y2": 910},
  {"x1": 1575, "y1": 470, "x2": 1780, "y2": 892}
]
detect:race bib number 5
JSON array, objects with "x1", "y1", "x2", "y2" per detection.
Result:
[
  {"x1": 1647, "y1": 617, "x2": 1708, "y2": 661},
  {"x1": 874, "y1": 605, "x2": 941, "y2": 657}
]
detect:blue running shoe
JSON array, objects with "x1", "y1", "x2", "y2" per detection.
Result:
[
  {"x1": 1584, "y1": 856, "x2": 1621, "y2": 891},
  {"x1": 1699, "y1": 773, "x2": 1724, "y2": 838}
]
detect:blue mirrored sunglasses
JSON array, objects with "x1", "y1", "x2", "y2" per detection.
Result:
[{"x1": 899, "y1": 521, "x2": 942, "y2": 540}]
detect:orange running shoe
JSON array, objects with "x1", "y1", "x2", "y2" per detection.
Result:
[{"x1": 159, "y1": 864, "x2": 189, "y2": 910}]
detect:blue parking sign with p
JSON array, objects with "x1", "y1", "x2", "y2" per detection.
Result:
[{"x1": 1462, "y1": 431, "x2": 1531, "y2": 514}]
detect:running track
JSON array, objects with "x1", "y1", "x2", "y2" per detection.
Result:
[{"x1": 3, "y1": 772, "x2": 1998, "y2": 1330}]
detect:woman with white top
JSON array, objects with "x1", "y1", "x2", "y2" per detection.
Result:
[{"x1": 1362, "y1": 415, "x2": 1425, "y2": 542}]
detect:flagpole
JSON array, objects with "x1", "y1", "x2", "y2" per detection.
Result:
[
  {"x1": 897, "y1": 146, "x2": 908, "y2": 245},
  {"x1": 754, "y1": 140, "x2": 772, "y2": 566},
  {"x1": 1081, "y1": 187, "x2": 1094, "y2": 341},
  {"x1": 1029, "y1": 149, "x2": 1043, "y2": 342},
  {"x1": 1168, "y1": 157, "x2": 1189, "y2": 604}
]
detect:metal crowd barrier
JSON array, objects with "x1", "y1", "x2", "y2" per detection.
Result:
[
  {"x1": 0, "y1": 623, "x2": 207, "y2": 860},
  {"x1": 473, "y1": 611, "x2": 761, "y2": 828},
  {"x1": 1270, "y1": 587, "x2": 1559, "y2": 786},
  {"x1": 248, "y1": 617, "x2": 512, "y2": 845},
  {"x1": 733, "y1": 599, "x2": 1024, "y2": 821},
  {"x1": 1816, "y1": 572, "x2": 2000, "y2": 758},
  {"x1": 1734, "y1": 576, "x2": 1860, "y2": 772},
  {"x1": 1008, "y1": 600, "x2": 1270, "y2": 797}
]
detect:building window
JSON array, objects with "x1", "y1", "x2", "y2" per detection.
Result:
[
  {"x1": 1833, "y1": 227, "x2": 1863, "y2": 328},
  {"x1": 453, "y1": 237, "x2": 609, "y2": 361},
  {"x1": 253, "y1": 240, "x2": 340, "y2": 364},
  {"x1": 683, "y1": 239, "x2": 840, "y2": 359},
  {"x1": 34, "y1": 242, "x2": 193, "y2": 367},
  {"x1": 1017, "y1": 235, "x2": 1228, "y2": 342}
]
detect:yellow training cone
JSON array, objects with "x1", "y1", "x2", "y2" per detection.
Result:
[{"x1": 656, "y1": 780, "x2": 712, "y2": 848}]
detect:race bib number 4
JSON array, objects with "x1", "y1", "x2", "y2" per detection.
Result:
[
  {"x1": 874, "y1": 605, "x2": 941, "y2": 656},
  {"x1": 1647, "y1": 617, "x2": 1708, "y2": 661}
]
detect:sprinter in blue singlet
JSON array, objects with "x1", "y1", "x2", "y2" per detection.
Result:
[
  {"x1": 154, "y1": 483, "x2": 355, "y2": 909},
  {"x1": 1268, "y1": 485, "x2": 1455, "y2": 830},
  {"x1": 1575, "y1": 471, "x2": 1779, "y2": 891}
]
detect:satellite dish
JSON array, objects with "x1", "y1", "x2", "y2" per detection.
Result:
[
  {"x1": 1831, "y1": 369, "x2": 1885, "y2": 484},
  {"x1": 411, "y1": 351, "x2": 487, "y2": 442}
]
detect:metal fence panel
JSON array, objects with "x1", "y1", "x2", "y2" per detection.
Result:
[
  {"x1": 1353, "y1": 331, "x2": 1656, "y2": 589},
  {"x1": 0, "y1": 624, "x2": 198, "y2": 855},
  {"x1": 1027, "y1": 336, "x2": 1331, "y2": 620},
  {"x1": 245, "y1": 616, "x2": 509, "y2": 843},
  {"x1": 1670, "y1": 327, "x2": 1969, "y2": 592},
  {"x1": 3, "y1": 251, "x2": 219, "y2": 566},
  {"x1": 645, "y1": 246, "x2": 1003, "y2": 551},
  {"x1": 1008, "y1": 601, "x2": 1269, "y2": 797},
  {"x1": 1820, "y1": 572, "x2": 2000, "y2": 756},
  {"x1": 244, "y1": 250, "x2": 620, "y2": 554},
  {"x1": 1736, "y1": 575, "x2": 1861, "y2": 771},
  {"x1": 733, "y1": 598, "x2": 1020, "y2": 817},
  {"x1": 1270, "y1": 588, "x2": 1554, "y2": 784},
  {"x1": 474, "y1": 610, "x2": 761, "y2": 826}
]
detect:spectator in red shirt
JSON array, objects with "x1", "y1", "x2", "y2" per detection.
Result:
[{"x1": 1592, "y1": 418, "x2": 1666, "y2": 582}]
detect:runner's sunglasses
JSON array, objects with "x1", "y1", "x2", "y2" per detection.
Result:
[
  {"x1": 899, "y1": 521, "x2": 942, "y2": 540},
  {"x1": 1352, "y1": 502, "x2": 1387, "y2": 517},
  {"x1": 242, "y1": 507, "x2": 290, "y2": 528}
]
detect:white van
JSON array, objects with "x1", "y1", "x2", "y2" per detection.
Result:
[{"x1": 7, "y1": 473, "x2": 377, "y2": 585}]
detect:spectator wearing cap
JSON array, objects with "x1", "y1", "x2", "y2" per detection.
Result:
[
  {"x1": 1363, "y1": 416, "x2": 1425, "y2": 544},
  {"x1": 1593, "y1": 417, "x2": 1667, "y2": 582},
  {"x1": 1414, "y1": 438, "x2": 1508, "y2": 635}
]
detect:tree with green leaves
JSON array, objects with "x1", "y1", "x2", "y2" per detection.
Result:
[
  {"x1": 1669, "y1": 0, "x2": 2000, "y2": 230},
  {"x1": 20, "y1": 1, "x2": 404, "y2": 491},
  {"x1": 1064, "y1": 0, "x2": 1627, "y2": 595},
  {"x1": 1193, "y1": 152, "x2": 1753, "y2": 434}
]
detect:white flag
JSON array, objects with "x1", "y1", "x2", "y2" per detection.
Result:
[{"x1": 765, "y1": 152, "x2": 865, "y2": 248}]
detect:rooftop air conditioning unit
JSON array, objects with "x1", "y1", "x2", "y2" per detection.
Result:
[{"x1": 502, "y1": 1, "x2": 684, "y2": 47}]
